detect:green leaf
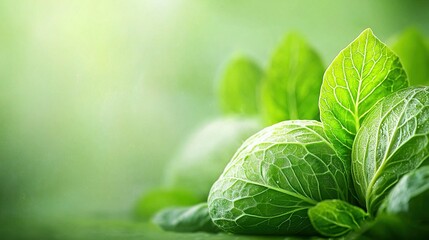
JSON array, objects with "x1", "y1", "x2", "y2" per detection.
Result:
[
  {"x1": 218, "y1": 55, "x2": 263, "y2": 115},
  {"x1": 320, "y1": 28, "x2": 408, "y2": 162},
  {"x1": 208, "y1": 120, "x2": 349, "y2": 235},
  {"x1": 165, "y1": 117, "x2": 261, "y2": 199},
  {"x1": 392, "y1": 28, "x2": 429, "y2": 86},
  {"x1": 379, "y1": 166, "x2": 429, "y2": 224},
  {"x1": 261, "y1": 32, "x2": 324, "y2": 125},
  {"x1": 348, "y1": 214, "x2": 429, "y2": 240},
  {"x1": 352, "y1": 86, "x2": 429, "y2": 216},
  {"x1": 152, "y1": 203, "x2": 220, "y2": 233},
  {"x1": 308, "y1": 199, "x2": 368, "y2": 237},
  {"x1": 134, "y1": 188, "x2": 200, "y2": 220}
]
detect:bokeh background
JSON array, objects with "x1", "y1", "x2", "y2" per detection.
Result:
[{"x1": 1, "y1": 0, "x2": 429, "y2": 239}]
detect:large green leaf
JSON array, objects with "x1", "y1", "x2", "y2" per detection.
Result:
[
  {"x1": 352, "y1": 86, "x2": 429, "y2": 216},
  {"x1": 208, "y1": 120, "x2": 349, "y2": 235},
  {"x1": 379, "y1": 166, "x2": 429, "y2": 224},
  {"x1": 261, "y1": 33, "x2": 324, "y2": 125},
  {"x1": 320, "y1": 28, "x2": 408, "y2": 162},
  {"x1": 218, "y1": 55, "x2": 263, "y2": 115},
  {"x1": 392, "y1": 28, "x2": 429, "y2": 86},
  {"x1": 308, "y1": 200, "x2": 368, "y2": 237}
]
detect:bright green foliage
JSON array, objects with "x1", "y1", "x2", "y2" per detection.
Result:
[
  {"x1": 166, "y1": 117, "x2": 261, "y2": 199},
  {"x1": 261, "y1": 33, "x2": 324, "y2": 125},
  {"x1": 152, "y1": 29, "x2": 429, "y2": 239},
  {"x1": 320, "y1": 28, "x2": 408, "y2": 162},
  {"x1": 219, "y1": 55, "x2": 263, "y2": 115},
  {"x1": 392, "y1": 28, "x2": 429, "y2": 86},
  {"x1": 152, "y1": 203, "x2": 220, "y2": 233},
  {"x1": 308, "y1": 199, "x2": 368, "y2": 237},
  {"x1": 379, "y1": 166, "x2": 429, "y2": 224},
  {"x1": 352, "y1": 86, "x2": 429, "y2": 216},
  {"x1": 134, "y1": 188, "x2": 200, "y2": 220},
  {"x1": 208, "y1": 120, "x2": 349, "y2": 235}
]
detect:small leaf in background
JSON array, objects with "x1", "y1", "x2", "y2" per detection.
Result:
[
  {"x1": 308, "y1": 199, "x2": 368, "y2": 237},
  {"x1": 152, "y1": 203, "x2": 220, "y2": 233},
  {"x1": 165, "y1": 117, "x2": 261, "y2": 200},
  {"x1": 261, "y1": 32, "x2": 324, "y2": 125},
  {"x1": 134, "y1": 188, "x2": 200, "y2": 220},
  {"x1": 392, "y1": 28, "x2": 429, "y2": 86},
  {"x1": 352, "y1": 86, "x2": 429, "y2": 216},
  {"x1": 320, "y1": 28, "x2": 408, "y2": 162},
  {"x1": 208, "y1": 120, "x2": 349, "y2": 235},
  {"x1": 218, "y1": 55, "x2": 263, "y2": 116},
  {"x1": 379, "y1": 166, "x2": 429, "y2": 224}
]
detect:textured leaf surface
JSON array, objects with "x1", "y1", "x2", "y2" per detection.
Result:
[
  {"x1": 320, "y1": 28, "x2": 408, "y2": 162},
  {"x1": 166, "y1": 117, "x2": 261, "y2": 199},
  {"x1": 392, "y1": 28, "x2": 429, "y2": 86},
  {"x1": 352, "y1": 86, "x2": 429, "y2": 216},
  {"x1": 152, "y1": 203, "x2": 220, "y2": 233},
  {"x1": 379, "y1": 166, "x2": 429, "y2": 224},
  {"x1": 219, "y1": 55, "x2": 263, "y2": 115},
  {"x1": 308, "y1": 200, "x2": 368, "y2": 237},
  {"x1": 262, "y1": 33, "x2": 324, "y2": 125},
  {"x1": 208, "y1": 120, "x2": 349, "y2": 235}
]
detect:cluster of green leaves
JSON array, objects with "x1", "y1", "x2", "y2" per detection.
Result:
[
  {"x1": 136, "y1": 32, "x2": 324, "y2": 220},
  {"x1": 150, "y1": 28, "x2": 429, "y2": 239},
  {"x1": 134, "y1": 55, "x2": 265, "y2": 220}
]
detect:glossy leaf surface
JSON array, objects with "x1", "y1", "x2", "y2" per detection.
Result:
[
  {"x1": 352, "y1": 86, "x2": 429, "y2": 215},
  {"x1": 320, "y1": 28, "x2": 408, "y2": 161}
]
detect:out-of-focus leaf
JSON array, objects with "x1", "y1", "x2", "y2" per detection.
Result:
[
  {"x1": 134, "y1": 188, "x2": 199, "y2": 220},
  {"x1": 348, "y1": 214, "x2": 429, "y2": 240},
  {"x1": 218, "y1": 55, "x2": 263, "y2": 115},
  {"x1": 379, "y1": 166, "x2": 429, "y2": 224},
  {"x1": 152, "y1": 203, "x2": 220, "y2": 233},
  {"x1": 165, "y1": 117, "x2": 261, "y2": 199},
  {"x1": 392, "y1": 28, "x2": 429, "y2": 86},
  {"x1": 261, "y1": 32, "x2": 324, "y2": 125}
]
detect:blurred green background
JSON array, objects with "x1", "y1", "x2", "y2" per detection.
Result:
[{"x1": 1, "y1": 0, "x2": 429, "y2": 239}]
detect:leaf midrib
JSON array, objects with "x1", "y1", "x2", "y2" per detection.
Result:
[
  {"x1": 364, "y1": 89, "x2": 420, "y2": 213},
  {"x1": 225, "y1": 176, "x2": 318, "y2": 205}
]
